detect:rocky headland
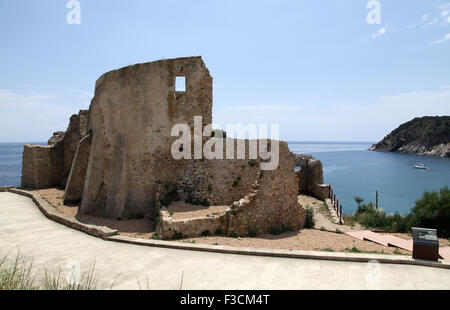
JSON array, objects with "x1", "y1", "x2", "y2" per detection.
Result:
[{"x1": 370, "y1": 116, "x2": 450, "y2": 158}]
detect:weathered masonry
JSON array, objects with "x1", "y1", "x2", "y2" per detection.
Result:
[{"x1": 21, "y1": 57, "x2": 306, "y2": 239}]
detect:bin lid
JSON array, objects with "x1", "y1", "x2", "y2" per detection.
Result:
[{"x1": 411, "y1": 227, "x2": 439, "y2": 246}]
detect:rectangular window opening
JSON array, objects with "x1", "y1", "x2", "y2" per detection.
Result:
[{"x1": 175, "y1": 76, "x2": 186, "y2": 92}]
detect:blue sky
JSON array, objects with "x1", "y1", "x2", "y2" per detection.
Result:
[{"x1": 0, "y1": 0, "x2": 449, "y2": 142}]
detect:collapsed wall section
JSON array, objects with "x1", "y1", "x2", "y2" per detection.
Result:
[
  {"x1": 21, "y1": 110, "x2": 89, "y2": 189},
  {"x1": 158, "y1": 141, "x2": 306, "y2": 239}
]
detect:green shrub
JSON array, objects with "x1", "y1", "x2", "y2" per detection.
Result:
[
  {"x1": 248, "y1": 160, "x2": 258, "y2": 167},
  {"x1": 350, "y1": 201, "x2": 410, "y2": 233},
  {"x1": 345, "y1": 246, "x2": 363, "y2": 253},
  {"x1": 185, "y1": 195, "x2": 210, "y2": 207},
  {"x1": 214, "y1": 228, "x2": 223, "y2": 235},
  {"x1": 229, "y1": 232, "x2": 239, "y2": 238},
  {"x1": 151, "y1": 232, "x2": 161, "y2": 240},
  {"x1": 304, "y1": 205, "x2": 315, "y2": 229},
  {"x1": 159, "y1": 189, "x2": 180, "y2": 207},
  {"x1": 201, "y1": 230, "x2": 211, "y2": 237},
  {"x1": 247, "y1": 224, "x2": 261, "y2": 238},
  {"x1": 350, "y1": 186, "x2": 450, "y2": 236},
  {"x1": 270, "y1": 225, "x2": 295, "y2": 235},
  {"x1": 409, "y1": 186, "x2": 450, "y2": 238},
  {"x1": 172, "y1": 231, "x2": 184, "y2": 240},
  {"x1": 322, "y1": 248, "x2": 335, "y2": 252}
]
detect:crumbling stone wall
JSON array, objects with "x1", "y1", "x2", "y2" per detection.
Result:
[
  {"x1": 79, "y1": 57, "x2": 213, "y2": 220},
  {"x1": 158, "y1": 142, "x2": 305, "y2": 239},
  {"x1": 293, "y1": 153, "x2": 330, "y2": 200},
  {"x1": 175, "y1": 140, "x2": 263, "y2": 207},
  {"x1": 21, "y1": 110, "x2": 89, "y2": 189},
  {"x1": 63, "y1": 134, "x2": 92, "y2": 204},
  {"x1": 21, "y1": 145, "x2": 64, "y2": 189},
  {"x1": 226, "y1": 142, "x2": 305, "y2": 236}
]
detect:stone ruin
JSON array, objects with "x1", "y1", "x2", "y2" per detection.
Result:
[
  {"x1": 293, "y1": 154, "x2": 330, "y2": 201},
  {"x1": 21, "y1": 56, "x2": 311, "y2": 239}
]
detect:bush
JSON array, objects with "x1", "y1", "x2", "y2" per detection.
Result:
[
  {"x1": 172, "y1": 231, "x2": 184, "y2": 240},
  {"x1": 304, "y1": 205, "x2": 315, "y2": 229},
  {"x1": 229, "y1": 232, "x2": 239, "y2": 238},
  {"x1": 409, "y1": 186, "x2": 450, "y2": 238},
  {"x1": 349, "y1": 186, "x2": 450, "y2": 236},
  {"x1": 159, "y1": 189, "x2": 180, "y2": 207},
  {"x1": 247, "y1": 224, "x2": 261, "y2": 238},
  {"x1": 269, "y1": 225, "x2": 295, "y2": 235},
  {"x1": 353, "y1": 203, "x2": 409, "y2": 233},
  {"x1": 201, "y1": 230, "x2": 211, "y2": 237},
  {"x1": 185, "y1": 195, "x2": 210, "y2": 207},
  {"x1": 248, "y1": 160, "x2": 258, "y2": 167}
]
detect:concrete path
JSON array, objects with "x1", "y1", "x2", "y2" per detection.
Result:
[{"x1": 1, "y1": 192, "x2": 450, "y2": 290}]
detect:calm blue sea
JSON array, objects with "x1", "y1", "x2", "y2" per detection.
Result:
[
  {"x1": 289, "y1": 142, "x2": 450, "y2": 215},
  {"x1": 1, "y1": 142, "x2": 449, "y2": 215},
  {"x1": 0, "y1": 143, "x2": 45, "y2": 187}
]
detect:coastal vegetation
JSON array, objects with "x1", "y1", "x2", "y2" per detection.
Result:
[
  {"x1": 304, "y1": 205, "x2": 316, "y2": 229},
  {"x1": 347, "y1": 186, "x2": 450, "y2": 237}
]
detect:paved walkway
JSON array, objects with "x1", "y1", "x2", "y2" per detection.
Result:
[{"x1": 1, "y1": 192, "x2": 450, "y2": 290}]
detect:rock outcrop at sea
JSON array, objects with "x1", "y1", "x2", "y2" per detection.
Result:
[{"x1": 370, "y1": 116, "x2": 450, "y2": 158}]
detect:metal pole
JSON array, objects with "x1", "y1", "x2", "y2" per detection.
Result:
[{"x1": 376, "y1": 190, "x2": 378, "y2": 210}]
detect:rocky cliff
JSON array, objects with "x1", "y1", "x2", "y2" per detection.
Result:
[{"x1": 370, "y1": 116, "x2": 450, "y2": 158}]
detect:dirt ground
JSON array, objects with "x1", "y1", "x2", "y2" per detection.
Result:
[
  {"x1": 32, "y1": 188, "x2": 439, "y2": 255},
  {"x1": 166, "y1": 202, "x2": 228, "y2": 220},
  {"x1": 298, "y1": 195, "x2": 363, "y2": 232},
  {"x1": 182, "y1": 229, "x2": 410, "y2": 255},
  {"x1": 31, "y1": 188, "x2": 154, "y2": 239}
]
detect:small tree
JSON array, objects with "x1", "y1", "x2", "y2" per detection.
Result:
[{"x1": 354, "y1": 196, "x2": 364, "y2": 208}]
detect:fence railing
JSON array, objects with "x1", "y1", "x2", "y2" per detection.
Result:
[{"x1": 329, "y1": 186, "x2": 343, "y2": 225}]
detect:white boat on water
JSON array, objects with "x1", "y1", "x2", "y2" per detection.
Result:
[{"x1": 413, "y1": 163, "x2": 429, "y2": 170}]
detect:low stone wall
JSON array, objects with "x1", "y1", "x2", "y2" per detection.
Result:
[
  {"x1": 158, "y1": 210, "x2": 226, "y2": 239},
  {"x1": 314, "y1": 184, "x2": 331, "y2": 201}
]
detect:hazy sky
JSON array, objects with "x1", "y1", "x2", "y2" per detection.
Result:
[{"x1": 0, "y1": 0, "x2": 449, "y2": 142}]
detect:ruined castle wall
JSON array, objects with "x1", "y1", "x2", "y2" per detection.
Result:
[
  {"x1": 294, "y1": 153, "x2": 330, "y2": 201},
  {"x1": 63, "y1": 134, "x2": 92, "y2": 204},
  {"x1": 21, "y1": 110, "x2": 89, "y2": 189},
  {"x1": 226, "y1": 142, "x2": 305, "y2": 236},
  {"x1": 59, "y1": 110, "x2": 89, "y2": 187},
  {"x1": 158, "y1": 141, "x2": 306, "y2": 239},
  {"x1": 79, "y1": 57, "x2": 213, "y2": 220},
  {"x1": 176, "y1": 139, "x2": 262, "y2": 206},
  {"x1": 21, "y1": 144, "x2": 64, "y2": 189}
]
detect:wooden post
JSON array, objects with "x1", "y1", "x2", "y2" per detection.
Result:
[
  {"x1": 376, "y1": 191, "x2": 379, "y2": 210},
  {"x1": 340, "y1": 205, "x2": 343, "y2": 224}
]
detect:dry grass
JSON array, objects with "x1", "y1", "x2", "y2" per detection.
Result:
[{"x1": 0, "y1": 252, "x2": 106, "y2": 290}]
